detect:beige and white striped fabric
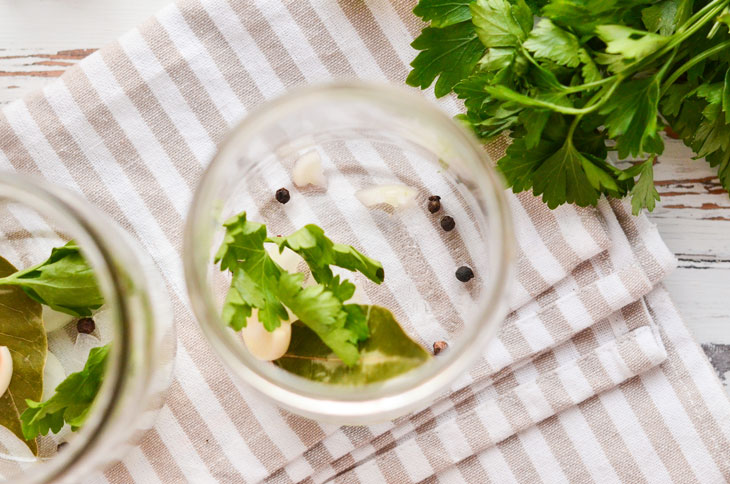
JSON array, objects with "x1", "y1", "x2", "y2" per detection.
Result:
[{"x1": 0, "y1": 0, "x2": 729, "y2": 482}]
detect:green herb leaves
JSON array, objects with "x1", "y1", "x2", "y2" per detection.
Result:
[
  {"x1": 471, "y1": 0, "x2": 532, "y2": 49},
  {"x1": 0, "y1": 256, "x2": 45, "y2": 455},
  {"x1": 216, "y1": 212, "x2": 385, "y2": 366},
  {"x1": 524, "y1": 19, "x2": 583, "y2": 67},
  {"x1": 0, "y1": 242, "x2": 105, "y2": 449},
  {"x1": 599, "y1": 77, "x2": 663, "y2": 159},
  {"x1": 21, "y1": 344, "x2": 109, "y2": 440},
  {"x1": 409, "y1": 0, "x2": 730, "y2": 214},
  {"x1": 595, "y1": 25, "x2": 668, "y2": 62},
  {"x1": 275, "y1": 306, "x2": 431, "y2": 385},
  {"x1": 407, "y1": 22, "x2": 484, "y2": 97},
  {"x1": 0, "y1": 241, "x2": 103, "y2": 317},
  {"x1": 413, "y1": 0, "x2": 474, "y2": 27},
  {"x1": 216, "y1": 216, "x2": 290, "y2": 332}
]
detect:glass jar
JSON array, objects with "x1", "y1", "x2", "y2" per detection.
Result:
[
  {"x1": 185, "y1": 82, "x2": 514, "y2": 424},
  {"x1": 0, "y1": 172, "x2": 175, "y2": 483}
]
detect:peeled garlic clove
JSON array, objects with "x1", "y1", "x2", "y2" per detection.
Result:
[
  {"x1": 266, "y1": 245, "x2": 303, "y2": 274},
  {"x1": 265, "y1": 248, "x2": 303, "y2": 318},
  {"x1": 42, "y1": 351, "x2": 66, "y2": 401},
  {"x1": 0, "y1": 347, "x2": 12, "y2": 398},
  {"x1": 292, "y1": 151, "x2": 326, "y2": 188},
  {"x1": 43, "y1": 306, "x2": 75, "y2": 333},
  {"x1": 350, "y1": 284, "x2": 370, "y2": 304},
  {"x1": 355, "y1": 184, "x2": 417, "y2": 209},
  {"x1": 241, "y1": 309, "x2": 292, "y2": 361}
]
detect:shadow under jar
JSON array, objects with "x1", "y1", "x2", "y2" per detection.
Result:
[
  {"x1": 0, "y1": 172, "x2": 175, "y2": 483},
  {"x1": 185, "y1": 82, "x2": 514, "y2": 424}
]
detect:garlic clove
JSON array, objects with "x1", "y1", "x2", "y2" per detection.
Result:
[
  {"x1": 0, "y1": 347, "x2": 12, "y2": 398},
  {"x1": 241, "y1": 309, "x2": 292, "y2": 361},
  {"x1": 42, "y1": 351, "x2": 66, "y2": 402},
  {"x1": 266, "y1": 245, "x2": 303, "y2": 274},
  {"x1": 292, "y1": 151, "x2": 326, "y2": 188},
  {"x1": 350, "y1": 284, "x2": 370, "y2": 304},
  {"x1": 42, "y1": 306, "x2": 75, "y2": 333},
  {"x1": 355, "y1": 184, "x2": 417, "y2": 209}
]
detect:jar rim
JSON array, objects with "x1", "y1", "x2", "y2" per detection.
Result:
[
  {"x1": 184, "y1": 81, "x2": 515, "y2": 423},
  {"x1": 0, "y1": 171, "x2": 133, "y2": 483}
]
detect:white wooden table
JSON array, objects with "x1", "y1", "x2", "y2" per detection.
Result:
[{"x1": 2, "y1": 0, "x2": 729, "y2": 389}]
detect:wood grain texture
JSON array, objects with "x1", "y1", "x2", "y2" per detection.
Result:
[{"x1": 0, "y1": 1, "x2": 728, "y2": 390}]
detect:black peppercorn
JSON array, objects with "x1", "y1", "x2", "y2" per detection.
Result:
[
  {"x1": 455, "y1": 266, "x2": 474, "y2": 282},
  {"x1": 427, "y1": 195, "x2": 441, "y2": 213},
  {"x1": 433, "y1": 341, "x2": 448, "y2": 355},
  {"x1": 440, "y1": 215, "x2": 455, "y2": 232},
  {"x1": 77, "y1": 317, "x2": 95, "y2": 334},
  {"x1": 275, "y1": 188, "x2": 290, "y2": 204}
]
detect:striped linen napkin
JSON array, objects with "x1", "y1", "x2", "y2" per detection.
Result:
[
  {"x1": 0, "y1": 0, "x2": 728, "y2": 483},
  {"x1": 278, "y1": 198, "x2": 675, "y2": 483}
]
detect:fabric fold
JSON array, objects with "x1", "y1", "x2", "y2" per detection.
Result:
[
  {"x1": 431, "y1": 287, "x2": 730, "y2": 484},
  {"x1": 281, "y1": 314, "x2": 667, "y2": 484}
]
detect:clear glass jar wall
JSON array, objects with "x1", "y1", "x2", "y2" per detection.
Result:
[
  {"x1": 185, "y1": 83, "x2": 514, "y2": 424},
  {"x1": 0, "y1": 172, "x2": 175, "y2": 484}
]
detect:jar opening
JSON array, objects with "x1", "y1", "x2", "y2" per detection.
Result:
[{"x1": 185, "y1": 82, "x2": 514, "y2": 423}]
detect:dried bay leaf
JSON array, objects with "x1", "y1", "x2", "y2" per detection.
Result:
[
  {"x1": 275, "y1": 305, "x2": 430, "y2": 384},
  {"x1": 0, "y1": 256, "x2": 46, "y2": 455}
]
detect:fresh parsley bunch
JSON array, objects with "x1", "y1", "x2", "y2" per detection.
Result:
[{"x1": 408, "y1": 0, "x2": 730, "y2": 213}]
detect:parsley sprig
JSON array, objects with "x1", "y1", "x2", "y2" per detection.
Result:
[
  {"x1": 0, "y1": 241, "x2": 103, "y2": 317},
  {"x1": 408, "y1": 0, "x2": 730, "y2": 213},
  {"x1": 215, "y1": 212, "x2": 384, "y2": 366},
  {"x1": 20, "y1": 344, "x2": 110, "y2": 440}
]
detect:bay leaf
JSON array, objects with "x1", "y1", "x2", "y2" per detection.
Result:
[
  {"x1": 0, "y1": 256, "x2": 46, "y2": 455},
  {"x1": 275, "y1": 305, "x2": 430, "y2": 385}
]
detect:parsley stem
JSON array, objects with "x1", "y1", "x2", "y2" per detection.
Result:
[
  {"x1": 561, "y1": 77, "x2": 615, "y2": 94},
  {"x1": 617, "y1": 0, "x2": 728, "y2": 81},
  {"x1": 677, "y1": 0, "x2": 727, "y2": 34},
  {"x1": 672, "y1": 0, "x2": 730, "y2": 43},
  {"x1": 661, "y1": 39, "x2": 730, "y2": 95}
]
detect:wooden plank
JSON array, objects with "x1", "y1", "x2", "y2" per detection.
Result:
[{"x1": 0, "y1": 48, "x2": 93, "y2": 105}]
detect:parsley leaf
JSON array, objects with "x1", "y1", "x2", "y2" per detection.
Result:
[
  {"x1": 270, "y1": 225, "x2": 384, "y2": 288},
  {"x1": 413, "y1": 0, "x2": 474, "y2": 28},
  {"x1": 707, "y1": 150, "x2": 730, "y2": 193},
  {"x1": 722, "y1": 67, "x2": 730, "y2": 123},
  {"x1": 21, "y1": 344, "x2": 109, "y2": 440},
  {"x1": 470, "y1": 0, "x2": 532, "y2": 49},
  {"x1": 543, "y1": 0, "x2": 654, "y2": 35},
  {"x1": 0, "y1": 241, "x2": 103, "y2": 317},
  {"x1": 595, "y1": 25, "x2": 668, "y2": 62},
  {"x1": 215, "y1": 214, "x2": 289, "y2": 331},
  {"x1": 277, "y1": 272, "x2": 360, "y2": 365},
  {"x1": 599, "y1": 77, "x2": 663, "y2": 158},
  {"x1": 620, "y1": 159, "x2": 661, "y2": 214},
  {"x1": 524, "y1": 19, "x2": 583, "y2": 67},
  {"x1": 531, "y1": 139, "x2": 602, "y2": 208},
  {"x1": 407, "y1": 21, "x2": 485, "y2": 97},
  {"x1": 642, "y1": 0, "x2": 693, "y2": 36}
]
